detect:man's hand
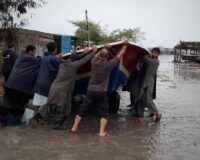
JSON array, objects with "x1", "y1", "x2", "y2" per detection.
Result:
[
  {"x1": 116, "y1": 40, "x2": 128, "y2": 59},
  {"x1": 76, "y1": 46, "x2": 81, "y2": 50},
  {"x1": 83, "y1": 47, "x2": 90, "y2": 54},
  {"x1": 56, "y1": 53, "x2": 64, "y2": 58},
  {"x1": 104, "y1": 43, "x2": 111, "y2": 49},
  {"x1": 123, "y1": 40, "x2": 129, "y2": 46},
  {"x1": 92, "y1": 45, "x2": 98, "y2": 53},
  {"x1": 71, "y1": 49, "x2": 77, "y2": 56}
]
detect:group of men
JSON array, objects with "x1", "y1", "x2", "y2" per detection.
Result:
[{"x1": 0, "y1": 40, "x2": 162, "y2": 137}]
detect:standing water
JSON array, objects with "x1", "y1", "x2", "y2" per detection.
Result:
[{"x1": 0, "y1": 55, "x2": 200, "y2": 160}]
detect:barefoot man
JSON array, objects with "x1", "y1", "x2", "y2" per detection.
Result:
[
  {"x1": 135, "y1": 47, "x2": 162, "y2": 123},
  {"x1": 71, "y1": 40, "x2": 128, "y2": 136}
]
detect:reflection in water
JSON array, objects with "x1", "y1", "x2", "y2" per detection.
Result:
[
  {"x1": 0, "y1": 55, "x2": 200, "y2": 160},
  {"x1": 174, "y1": 62, "x2": 200, "y2": 81}
]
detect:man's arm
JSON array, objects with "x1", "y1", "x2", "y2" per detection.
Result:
[
  {"x1": 77, "y1": 46, "x2": 97, "y2": 59},
  {"x1": 73, "y1": 45, "x2": 98, "y2": 68},
  {"x1": 116, "y1": 40, "x2": 129, "y2": 59},
  {"x1": 94, "y1": 51, "x2": 101, "y2": 58},
  {"x1": 107, "y1": 40, "x2": 129, "y2": 69},
  {"x1": 142, "y1": 55, "x2": 155, "y2": 65}
]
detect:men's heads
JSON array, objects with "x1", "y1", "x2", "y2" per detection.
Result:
[
  {"x1": 151, "y1": 47, "x2": 161, "y2": 59},
  {"x1": 47, "y1": 42, "x2": 57, "y2": 54},
  {"x1": 98, "y1": 42, "x2": 111, "y2": 59},
  {"x1": 26, "y1": 45, "x2": 36, "y2": 57}
]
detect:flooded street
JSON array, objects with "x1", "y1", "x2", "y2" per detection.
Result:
[{"x1": 0, "y1": 55, "x2": 200, "y2": 160}]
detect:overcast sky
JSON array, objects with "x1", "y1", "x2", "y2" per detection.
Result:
[{"x1": 26, "y1": 0, "x2": 200, "y2": 48}]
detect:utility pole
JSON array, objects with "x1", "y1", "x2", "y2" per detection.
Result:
[{"x1": 85, "y1": 10, "x2": 90, "y2": 47}]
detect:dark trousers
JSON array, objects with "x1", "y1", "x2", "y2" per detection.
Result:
[
  {"x1": 130, "y1": 93, "x2": 135, "y2": 106},
  {"x1": 3, "y1": 88, "x2": 32, "y2": 109},
  {"x1": 0, "y1": 88, "x2": 32, "y2": 125},
  {"x1": 78, "y1": 90, "x2": 109, "y2": 118}
]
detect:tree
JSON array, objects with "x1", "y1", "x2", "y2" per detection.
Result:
[
  {"x1": 0, "y1": 0, "x2": 46, "y2": 46},
  {"x1": 0, "y1": 0, "x2": 46, "y2": 28},
  {"x1": 69, "y1": 20, "x2": 145, "y2": 45},
  {"x1": 105, "y1": 28, "x2": 145, "y2": 43},
  {"x1": 69, "y1": 20, "x2": 106, "y2": 45}
]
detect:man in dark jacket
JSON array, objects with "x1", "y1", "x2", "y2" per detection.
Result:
[
  {"x1": 2, "y1": 45, "x2": 17, "y2": 81},
  {"x1": 134, "y1": 48, "x2": 162, "y2": 123},
  {"x1": 33, "y1": 42, "x2": 61, "y2": 107},
  {"x1": 0, "y1": 45, "x2": 41, "y2": 126},
  {"x1": 126, "y1": 61, "x2": 146, "y2": 109}
]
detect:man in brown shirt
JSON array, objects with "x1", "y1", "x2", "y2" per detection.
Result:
[{"x1": 71, "y1": 40, "x2": 128, "y2": 136}]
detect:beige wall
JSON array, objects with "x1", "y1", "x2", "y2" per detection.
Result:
[{"x1": 0, "y1": 28, "x2": 54, "y2": 56}]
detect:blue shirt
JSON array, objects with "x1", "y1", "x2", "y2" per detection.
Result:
[{"x1": 34, "y1": 53, "x2": 61, "y2": 97}]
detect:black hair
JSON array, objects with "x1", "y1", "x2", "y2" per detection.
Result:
[
  {"x1": 47, "y1": 42, "x2": 57, "y2": 52},
  {"x1": 152, "y1": 47, "x2": 161, "y2": 54},
  {"x1": 8, "y1": 44, "x2": 14, "y2": 48},
  {"x1": 26, "y1": 45, "x2": 36, "y2": 53}
]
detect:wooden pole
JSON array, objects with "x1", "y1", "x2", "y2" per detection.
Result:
[{"x1": 85, "y1": 10, "x2": 90, "y2": 47}]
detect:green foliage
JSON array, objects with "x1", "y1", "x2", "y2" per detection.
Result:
[
  {"x1": 106, "y1": 28, "x2": 145, "y2": 43},
  {"x1": 69, "y1": 20, "x2": 145, "y2": 45},
  {"x1": 69, "y1": 20, "x2": 106, "y2": 45},
  {"x1": 0, "y1": 0, "x2": 46, "y2": 28}
]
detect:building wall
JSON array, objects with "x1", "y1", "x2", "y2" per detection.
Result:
[
  {"x1": 0, "y1": 28, "x2": 54, "y2": 56},
  {"x1": 0, "y1": 28, "x2": 79, "y2": 56},
  {"x1": 16, "y1": 29, "x2": 54, "y2": 56}
]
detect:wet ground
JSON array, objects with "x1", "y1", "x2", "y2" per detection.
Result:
[{"x1": 0, "y1": 55, "x2": 200, "y2": 160}]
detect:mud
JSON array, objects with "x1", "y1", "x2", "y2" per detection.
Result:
[{"x1": 0, "y1": 55, "x2": 200, "y2": 160}]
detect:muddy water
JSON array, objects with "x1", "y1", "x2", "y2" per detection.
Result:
[{"x1": 0, "y1": 55, "x2": 200, "y2": 160}]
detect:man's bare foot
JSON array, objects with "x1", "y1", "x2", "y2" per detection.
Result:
[
  {"x1": 99, "y1": 132, "x2": 109, "y2": 137},
  {"x1": 71, "y1": 127, "x2": 78, "y2": 133},
  {"x1": 155, "y1": 113, "x2": 162, "y2": 123},
  {"x1": 36, "y1": 118, "x2": 48, "y2": 126},
  {"x1": 136, "y1": 118, "x2": 145, "y2": 123}
]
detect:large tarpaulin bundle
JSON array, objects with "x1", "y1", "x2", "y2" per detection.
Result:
[{"x1": 63, "y1": 41, "x2": 150, "y2": 94}]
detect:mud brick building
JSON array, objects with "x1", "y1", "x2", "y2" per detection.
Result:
[{"x1": 0, "y1": 28, "x2": 78, "y2": 56}]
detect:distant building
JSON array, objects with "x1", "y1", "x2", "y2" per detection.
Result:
[
  {"x1": 174, "y1": 41, "x2": 200, "y2": 62},
  {"x1": 0, "y1": 28, "x2": 78, "y2": 56}
]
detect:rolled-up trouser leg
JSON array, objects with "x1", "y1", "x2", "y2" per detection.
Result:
[
  {"x1": 77, "y1": 91, "x2": 94, "y2": 117},
  {"x1": 96, "y1": 92, "x2": 109, "y2": 118}
]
